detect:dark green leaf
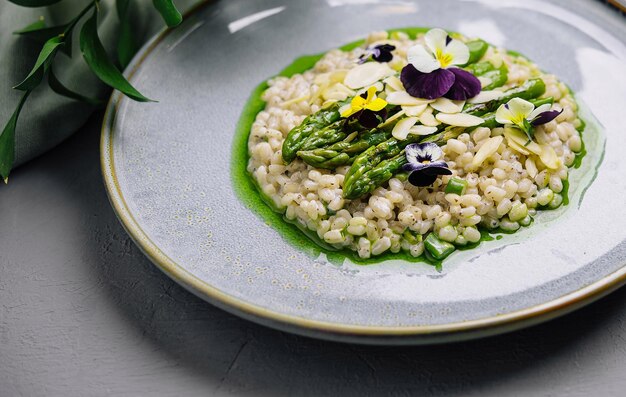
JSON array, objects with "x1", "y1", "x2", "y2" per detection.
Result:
[
  {"x1": 116, "y1": 0, "x2": 137, "y2": 68},
  {"x1": 80, "y1": 10, "x2": 154, "y2": 102},
  {"x1": 153, "y1": 0, "x2": 183, "y2": 27},
  {"x1": 0, "y1": 91, "x2": 31, "y2": 183},
  {"x1": 116, "y1": 0, "x2": 130, "y2": 19},
  {"x1": 13, "y1": 35, "x2": 63, "y2": 91},
  {"x1": 7, "y1": 0, "x2": 61, "y2": 7},
  {"x1": 48, "y1": 67, "x2": 103, "y2": 106}
]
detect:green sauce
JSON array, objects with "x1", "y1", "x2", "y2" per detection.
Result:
[{"x1": 231, "y1": 28, "x2": 596, "y2": 269}]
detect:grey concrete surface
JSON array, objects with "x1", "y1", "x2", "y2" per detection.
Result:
[{"x1": 3, "y1": 114, "x2": 626, "y2": 397}]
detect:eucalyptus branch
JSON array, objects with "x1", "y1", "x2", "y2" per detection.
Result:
[{"x1": 0, "y1": 0, "x2": 183, "y2": 182}]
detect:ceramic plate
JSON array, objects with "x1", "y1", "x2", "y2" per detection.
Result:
[{"x1": 101, "y1": 0, "x2": 626, "y2": 344}]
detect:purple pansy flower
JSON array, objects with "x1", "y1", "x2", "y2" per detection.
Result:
[
  {"x1": 403, "y1": 142, "x2": 452, "y2": 186},
  {"x1": 358, "y1": 44, "x2": 396, "y2": 63},
  {"x1": 400, "y1": 28, "x2": 481, "y2": 100}
]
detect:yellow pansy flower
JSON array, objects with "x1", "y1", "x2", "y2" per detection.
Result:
[{"x1": 340, "y1": 86, "x2": 388, "y2": 118}]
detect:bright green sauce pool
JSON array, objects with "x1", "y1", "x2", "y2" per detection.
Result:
[{"x1": 230, "y1": 28, "x2": 597, "y2": 269}]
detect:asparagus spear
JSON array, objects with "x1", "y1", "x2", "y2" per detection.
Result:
[
  {"x1": 281, "y1": 103, "x2": 341, "y2": 163},
  {"x1": 463, "y1": 78, "x2": 545, "y2": 115},
  {"x1": 296, "y1": 128, "x2": 390, "y2": 169},
  {"x1": 343, "y1": 94, "x2": 552, "y2": 199},
  {"x1": 295, "y1": 119, "x2": 354, "y2": 153},
  {"x1": 464, "y1": 40, "x2": 489, "y2": 65}
]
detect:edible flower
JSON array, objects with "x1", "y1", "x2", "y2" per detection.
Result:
[
  {"x1": 495, "y1": 97, "x2": 563, "y2": 141},
  {"x1": 403, "y1": 142, "x2": 452, "y2": 186},
  {"x1": 400, "y1": 28, "x2": 481, "y2": 100},
  {"x1": 358, "y1": 44, "x2": 396, "y2": 63},
  {"x1": 340, "y1": 86, "x2": 388, "y2": 128}
]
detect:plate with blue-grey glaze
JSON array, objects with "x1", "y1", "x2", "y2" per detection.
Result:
[{"x1": 102, "y1": 0, "x2": 626, "y2": 344}]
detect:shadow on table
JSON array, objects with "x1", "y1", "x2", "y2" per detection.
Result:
[{"x1": 30, "y1": 112, "x2": 626, "y2": 396}]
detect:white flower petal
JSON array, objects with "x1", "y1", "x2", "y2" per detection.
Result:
[
  {"x1": 409, "y1": 125, "x2": 438, "y2": 136},
  {"x1": 430, "y1": 97, "x2": 464, "y2": 113},
  {"x1": 506, "y1": 97, "x2": 535, "y2": 120},
  {"x1": 528, "y1": 103, "x2": 552, "y2": 120},
  {"x1": 407, "y1": 44, "x2": 440, "y2": 73},
  {"x1": 386, "y1": 91, "x2": 434, "y2": 106},
  {"x1": 435, "y1": 112, "x2": 484, "y2": 127},
  {"x1": 445, "y1": 39, "x2": 470, "y2": 66},
  {"x1": 402, "y1": 104, "x2": 428, "y2": 117},
  {"x1": 344, "y1": 62, "x2": 394, "y2": 89},
  {"x1": 424, "y1": 28, "x2": 448, "y2": 55},
  {"x1": 392, "y1": 117, "x2": 419, "y2": 140},
  {"x1": 495, "y1": 103, "x2": 515, "y2": 124},
  {"x1": 468, "y1": 90, "x2": 504, "y2": 104}
]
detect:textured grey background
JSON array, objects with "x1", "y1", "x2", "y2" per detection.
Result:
[{"x1": 3, "y1": 113, "x2": 626, "y2": 396}]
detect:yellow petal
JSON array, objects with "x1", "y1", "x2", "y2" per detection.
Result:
[
  {"x1": 365, "y1": 97, "x2": 388, "y2": 112},
  {"x1": 365, "y1": 86, "x2": 377, "y2": 101}
]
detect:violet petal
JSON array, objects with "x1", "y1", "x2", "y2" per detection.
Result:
[
  {"x1": 401, "y1": 65, "x2": 455, "y2": 100},
  {"x1": 357, "y1": 109, "x2": 387, "y2": 129},
  {"x1": 530, "y1": 109, "x2": 563, "y2": 126},
  {"x1": 408, "y1": 171, "x2": 438, "y2": 187},
  {"x1": 423, "y1": 164, "x2": 453, "y2": 176},
  {"x1": 402, "y1": 162, "x2": 428, "y2": 172},
  {"x1": 444, "y1": 67, "x2": 482, "y2": 100}
]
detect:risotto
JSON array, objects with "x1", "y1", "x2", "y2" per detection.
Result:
[{"x1": 246, "y1": 28, "x2": 584, "y2": 263}]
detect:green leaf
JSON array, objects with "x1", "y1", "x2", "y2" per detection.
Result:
[
  {"x1": 116, "y1": 0, "x2": 137, "y2": 68},
  {"x1": 152, "y1": 0, "x2": 183, "y2": 27},
  {"x1": 14, "y1": 21, "x2": 67, "y2": 43},
  {"x1": 48, "y1": 67, "x2": 103, "y2": 106},
  {"x1": 7, "y1": 0, "x2": 61, "y2": 7},
  {"x1": 0, "y1": 91, "x2": 31, "y2": 183},
  {"x1": 13, "y1": 35, "x2": 64, "y2": 91},
  {"x1": 80, "y1": 9, "x2": 154, "y2": 102}
]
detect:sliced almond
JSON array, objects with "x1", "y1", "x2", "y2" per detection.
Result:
[
  {"x1": 409, "y1": 125, "x2": 438, "y2": 136},
  {"x1": 355, "y1": 82, "x2": 383, "y2": 97},
  {"x1": 467, "y1": 90, "x2": 504, "y2": 104},
  {"x1": 281, "y1": 95, "x2": 310, "y2": 106},
  {"x1": 436, "y1": 112, "x2": 484, "y2": 127},
  {"x1": 430, "y1": 98, "x2": 465, "y2": 114},
  {"x1": 489, "y1": 53, "x2": 503, "y2": 69},
  {"x1": 472, "y1": 136, "x2": 503, "y2": 167},
  {"x1": 503, "y1": 126, "x2": 542, "y2": 155},
  {"x1": 386, "y1": 91, "x2": 433, "y2": 106},
  {"x1": 379, "y1": 109, "x2": 406, "y2": 128},
  {"x1": 525, "y1": 158, "x2": 538, "y2": 178},
  {"x1": 383, "y1": 75, "x2": 404, "y2": 92},
  {"x1": 329, "y1": 69, "x2": 348, "y2": 83},
  {"x1": 506, "y1": 138, "x2": 530, "y2": 155},
  {"x1": 539, "y1": 144, "x2": 560, "y2": 170},
  {"x1": 322, "y1": 83, "x2": 355, "y2": 101},
  {"x1": 402, "y1": 104, "x2": 428, "y2": 117},
  {"x1": 392, "y1": 117, "x2": 419, "y2": 140},
  {"x1": 478, "y1": 76, "x2": 492, "y2": 88},
  {"x1": 419, "y1": 107, "x2": 440, "y2": 127},
  {"x1": 344, "y1": 62, "x2": 394, "y2": 89}
]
